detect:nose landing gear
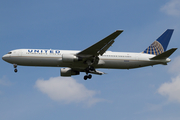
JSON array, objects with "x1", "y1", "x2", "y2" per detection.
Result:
[{"x1": 13, "y1": 64, "x2": 18, "y2": 73}]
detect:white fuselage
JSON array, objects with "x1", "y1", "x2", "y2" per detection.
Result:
[{"x1": 2, "y1": 49, "x2": 170, "y2": 69}]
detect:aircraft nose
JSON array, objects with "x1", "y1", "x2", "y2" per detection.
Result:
[{"x1": 2, "y1": 54, "x2": 9, "y2": 61}]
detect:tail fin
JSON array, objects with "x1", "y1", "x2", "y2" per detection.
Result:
[{"x1": 142, "y1": 29, "x2": 174, "y2": 55}]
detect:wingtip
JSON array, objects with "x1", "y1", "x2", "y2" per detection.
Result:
[{"x1": 116, "y1": 30, "x2": 124, "y2": 32}]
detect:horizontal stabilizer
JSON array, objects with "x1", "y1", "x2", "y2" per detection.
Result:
[{"x1": 150, "y1": 48, "x2": 177, "y2": 60}]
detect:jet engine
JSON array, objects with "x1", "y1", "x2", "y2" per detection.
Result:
[{"x1": 60, "y1": 68, "x2": 80, "y2": 76}]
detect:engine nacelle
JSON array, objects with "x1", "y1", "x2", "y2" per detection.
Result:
[
  {"x1": 62, "y1": 54, "x2": 78, "y2": 62},
  {"x1": 60, "y1": 68, "x2": 80, "y2": 77}
]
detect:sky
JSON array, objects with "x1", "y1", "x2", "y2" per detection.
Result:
[{"x1": 0, "y1": 0, "x2": 180, "y2": 120}]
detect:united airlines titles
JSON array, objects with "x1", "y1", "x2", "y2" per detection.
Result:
[{"x1": 28, "y1": 49, "x2": 60, "y2": 54}]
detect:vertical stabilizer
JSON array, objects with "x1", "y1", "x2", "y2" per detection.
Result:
[{"x1": 142, "y1": 29, "x2": 174, "y2": 55}]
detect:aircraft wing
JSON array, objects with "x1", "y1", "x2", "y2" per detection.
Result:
[{"x1": 76, "y1": 30, "x2": 123, "y2": 57}]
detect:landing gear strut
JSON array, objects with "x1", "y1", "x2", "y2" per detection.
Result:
[
  {"x1": 13, "y1": 64, "x2": 18, "y2": 73},
  {"x1": 83, "y1": 58, "x2": 98, "y2": 80}
]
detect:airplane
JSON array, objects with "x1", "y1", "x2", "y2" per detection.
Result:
[{"x1": 2, "y1": 29, "x2": 177, "y2": 80}]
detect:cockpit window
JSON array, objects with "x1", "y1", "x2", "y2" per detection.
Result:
[{"x1": 7, "y1": 52, "x2": 12, "y2": 54}]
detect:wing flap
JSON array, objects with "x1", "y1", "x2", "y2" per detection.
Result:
[
  {"x1": 89, "y1": 70, "x2": 105, "y2": 75},
  {"x1": 98, "y1": 40, "x2": 114, "y2": 55}
]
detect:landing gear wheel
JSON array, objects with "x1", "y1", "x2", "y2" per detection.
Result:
[
  {"x1": 14, "y1": 69, "x2": 18, "y2": 73},
  {"x1": 88, "y1": 74, "x2": 92, "y2": 79},
  {"x1": 84, "y1": 76, "x2": 88, "y2": 80},
  {"x1": 13, "y1": 64, "x2": 18, "y2": 73},
  {"x1": 84, "y1": 74, "x2": 92, "y2": 80}
]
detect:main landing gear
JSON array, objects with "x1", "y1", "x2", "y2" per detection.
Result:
[
  {"x1": 84, "y1": 74, "x2": 92, "y2": 80},
  {"x1": 83, "y1": 58, "x2": 98, "y2": 80},
  {"x1": 84, "y1": 66, "x2": 94, "y2": 80},
  {"x1": 13, "y1": 64, "x2": 18, "y2": 73}
]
